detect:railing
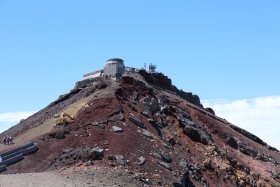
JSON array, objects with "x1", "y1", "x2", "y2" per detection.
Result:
[{"x1": 0, "y1": 142, "x2": 38, "y2": 173}]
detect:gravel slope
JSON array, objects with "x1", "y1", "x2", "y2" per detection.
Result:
[{"x1": 0, "y1": 169, "x2": 143, "y2": 187}]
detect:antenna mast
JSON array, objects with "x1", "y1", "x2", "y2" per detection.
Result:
[{"x1": 149, "y1": 63, "x2": 157, "y2": 73}]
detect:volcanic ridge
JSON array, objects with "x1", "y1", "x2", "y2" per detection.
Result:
[{"x1": 0, "y1": 66, "x2": 280, "y2": 187}]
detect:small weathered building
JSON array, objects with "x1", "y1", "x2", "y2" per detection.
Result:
[
  {"x1": 125, "y1": 66, "x2": 138, "y2": 72},
  {"x1": 103, "y1": 58, "x2": 125, "y2": 79},
  {"x1": 83, "y1": 69, "x2": 103, "y2": 80}
]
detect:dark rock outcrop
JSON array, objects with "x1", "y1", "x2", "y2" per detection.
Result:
[
  {"x1": 1, "y1": 69, "x2": 279, "y2": 186},
  {"x1": 203, "y1": 159, "x2": 214, "y2": 171},
  {"x1": 180, "y1": 119, "x2": 212, "y2": 145},
  {"x1": 139, "y1": 70, "x2": 203, "y2": 108},
  {"x1": 173, "y1": 172, "x2": 196, "y2": 187},
  {"x1": 205, "y1": 107, "x2": 215, "y2": 115},
  {"x1": 158, "y1": 161, "x2": 172, "y2": 171},
  {"x1": 129, "y1": 117, "x2": 146, "y2": 129},
  {"x1": 112, "y1": 126, "x2": 123, "y2": 133},
  {"x1": 49, "y1": 131, "x2": 65, "y2": 139},
  {"x1": 225, "y1": 135, "x2": 238, "y2": 149},
  {"x1": 238, "y1": 142, "x2": 258, "y2": 157},
  {"x1": 49, "y1": 146, "x2": 104, "y2": 169},
  {"x1": 230, "y1": 125, "x2": 267, "y2": 146},
  {"x1": 108, "y1": 155, "x2": 128, "y2": 166}
]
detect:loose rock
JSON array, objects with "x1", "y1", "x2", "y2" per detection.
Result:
[
  {"x1": 129, "y1": 117, "x2": 146, "y2": 129},
  {"x1": 142, "y1": 130, "x2": 154, "y2": 139},
  {"x1": 108, "y1": 155, "x2": 128, "y2": 166},
  {"x1": 137, "y1": 156, "x2": 147, "y2": 166},
  {"x1": 203, "y1": 159, "x2": 214, "y2": 171},
  {"x1": 90, "y1": 147, "x2": 104, "y2": 160},
  {"x1": 112, "y1": 126, "x2": 123, "y2": 133},
  {"x1": 158, "y1": 162, "x2": 172, "y2": 171}
]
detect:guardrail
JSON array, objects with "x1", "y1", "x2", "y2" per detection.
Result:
[
  {"x1": 0, "y1": 165, "x2": 6, "y2": 173},
  {"x1": 0, "y1": 142, "x2": 38, "y2": 173},
  {"x1": 2, "y1": 154, "x2": 23, "y2": 166},
  {"x1": 0, "y1": 143, "x2": 34, "y2": 157}
]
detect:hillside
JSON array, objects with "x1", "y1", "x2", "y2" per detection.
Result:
[{"x1": 0, "y1": 70, "x2": 280, "y2": 187}]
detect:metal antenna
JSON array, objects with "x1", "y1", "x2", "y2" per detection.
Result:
[{"x1": 149, "y1": 63, "x2": 157, "y2": 73}]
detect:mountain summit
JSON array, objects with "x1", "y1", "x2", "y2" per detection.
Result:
[{"x1": 0, "y1": 60, "x2": 279, "y2": 187}]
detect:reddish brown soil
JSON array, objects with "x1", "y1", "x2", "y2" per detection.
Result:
[{"x1": 1, "y1": 73, "x2": 280, "y2": 187}]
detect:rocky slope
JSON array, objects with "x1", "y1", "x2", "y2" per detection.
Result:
[{"x1": 0, "y1": 71, "x2": 280, "y2": 187}]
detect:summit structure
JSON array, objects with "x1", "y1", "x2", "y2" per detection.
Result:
[
  {"x1": 0, "y1": 59, "x2": 279, "y2": 186},
  {"x1": 83, "y1": 58, "x2": 138, "y2": 80}
]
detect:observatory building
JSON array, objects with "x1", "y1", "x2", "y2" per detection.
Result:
[
  {"x1": 83, "y1": 58, "x2": 127, "y2": 80},
  {"x1": 83, "y1": 58, "x2": 155, "y2": 80},
  {"x1": 103, "y1": 58, "x2": 125, "y2": 79}
]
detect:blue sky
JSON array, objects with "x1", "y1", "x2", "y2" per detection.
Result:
[{"x1": 0, "y1": 1, "x2": 279, "y2": 148}]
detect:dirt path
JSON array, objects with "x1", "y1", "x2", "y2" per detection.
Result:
[
  {"x1": 0, "y1": 94, "x2": 97, "y2": 153},
  {"x1": 0, "y1": 169, "x2": 143, "y2": 187}
]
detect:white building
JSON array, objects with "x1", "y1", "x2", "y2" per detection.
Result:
[
  {"x1": 83, "y1": 58, "x2": 139, "y2": 80},
  {"x1": 83, "y1": 70, "x2": 103, "y2": 80}
]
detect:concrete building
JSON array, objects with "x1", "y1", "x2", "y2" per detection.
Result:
[
  {"x1": 125, "y1": 66, "x2": 138, "y2": 72},
  {"x1": 83, "y1": 70, "x2": 103, "y2": 80},
  {"x1": 103, "y1": 58, "x2": 125, "y2": 79},
  {"x1": 83, "y1": 58, "x2": 141, "y2": 80}
]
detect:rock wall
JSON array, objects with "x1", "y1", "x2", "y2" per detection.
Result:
[{"x1": 138, "y1": 70, "x2": 203, "y2": 108}]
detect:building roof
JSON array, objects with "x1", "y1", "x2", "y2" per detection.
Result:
[{"x1": 106, "y1": 58, "x2": 124, "y2": 64}]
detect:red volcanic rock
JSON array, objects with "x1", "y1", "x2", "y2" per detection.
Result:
[{"x1": 1, "y1": 71, "x2": 280, "y2": 186}]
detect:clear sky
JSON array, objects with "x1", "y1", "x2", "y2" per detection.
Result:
[{"x1": 0, "y1": 1, "x2": 279, "y2": 148}]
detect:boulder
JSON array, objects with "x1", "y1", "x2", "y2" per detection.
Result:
[
  {"x1": 181, "y1": 119, "x2": 212, "y2": 145},
  {"x1": 141, "y1": 111, "x2": 150, "y2": 118},
  {"x1": 267, "y1": 145, "x2": 279, "y2": 152},
  {"x1": 108, "y1": 155, "x2": 128, "y2": 166},
  {"x1": 168, "y1": 137, "x2": 176, "y2": 147},
  {"x1": 80, "y1": 131, "x2": 89, "y2": 137},
  {"x1": 257, "y1": 153, "x2": 271, "y2": 162},
  {"x1": 49, "y1": 146, "x2": 104, "y2": 169},
  {"x1": 226, "y1": 155, "x2": 238, "y2": 168},
  {"x1": 90, "y1": 147, "x2": 104, "y2": 160},
  {"x1": 238, "y1": 142, "x2": 258, "y2": 157},
  {"x1": 179, "y1": 159, "x2": 188, "y2": 169},
  {"x1": 49, "y1": 131, "x2": 65, "y2": 139},
  {"x1": 142, "y1": 130, "x2": 154, "y2": 139},
  {"x1": 128, "y1": 103, "x2": 138, "y2": 112},
  {"x1": 143, "y1": 97, "x2": 160, "y2": 113},
  {"x1": 175, "y1": 108, "x2": 212, "y2": 145},
  {"x1": 230, "y1": 125, "x2": 267, "y2": 146},
  {"x1": 205, "y1": 107, "x2": 215, "y2": 115},
  {"x1": 95, "y1": 81, "x2": 107, "y2": 90},
  {"x1": 173, "y1": 172, "x2": 195, "y2": 187},
  {"x1": 101, "y1": 140, "x2": 109, "y2": 145},
  {"x1": 158, "y1": 161, "x2": 172, "y2": 171},
  {"x1": 137, "y1": 156, "x2": 147, "y2": 166},
  {"x1": 273, "y1": 172, "x2": 280, "y2": 180},
  {"x1": 161, "y1": 152, "x2": 172, "y2": 163},
  {"x1": 203, "y1": 159, "x2": 214, "y2": 171},
  {"x1": 226, "y1": 136, "x2": 238, "y2": 149},
  {"x1": 180, "y1": 160, "x2": 204, "y2": 183},
  {"x1": 112, "y1": 126, "x2": 123, "y2": 133},
  {"x1": 129, "y1": 117, "x2": 146, "y2": 129},
  {"x1": 152, "y1": 151, "x2": 172, "y2": 163},
  {"x1": 148, "y1": 119, "x2": 162, "y2": 137}
]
